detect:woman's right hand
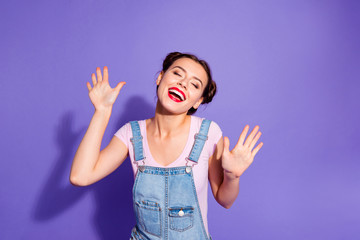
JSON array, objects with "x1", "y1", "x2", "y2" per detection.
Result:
[{"x1": 87, "y1": 66, "x2": 126, "y2": 112}]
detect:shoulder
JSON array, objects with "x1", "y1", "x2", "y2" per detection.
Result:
[
  {"x1": 114, "y1": 119, "x2": 147, "y2": 137},
  {"x1": 114, "y1": 122, "x2": 130, "y2": 135},
  {"x1": 128, "y1": 119, "x2": 147, "y2": 130},
  {"x1": 209, "y1": 120, "x2": 222, "y2": 135},
  {"x1": 191, "y1": 116, "x2": 222, "y2": 143},
  {"x1": 124, "y1": 119, "x2": 148, "y2": 128},
  {"x1": 192, "y1": 115, "x2": 221, "y2": 130}
]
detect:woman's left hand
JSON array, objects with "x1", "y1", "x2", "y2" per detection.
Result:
[{"x1": 221, "y1": 125, "x2": 263, "y2": 179}]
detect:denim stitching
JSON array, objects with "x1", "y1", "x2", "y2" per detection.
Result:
[
  {"x1": 187, "y1": 119, "x2": 211, "y2": 163},
  {"x1": 190, "y1": 170, "x2": 210, "y2": 240},
  {"x1": 131, "y1": 118, "x2": 212, "y2": 239},
  {"x1": 165, "y1": 173, "x2": 168, "y2": 240}
]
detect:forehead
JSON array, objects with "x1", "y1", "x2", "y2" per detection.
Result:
[{"x1": 169, "y1": 58, "x2": 208, "y2": 84}]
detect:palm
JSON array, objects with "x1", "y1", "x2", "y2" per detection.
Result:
[
  {"x1": 89, "y1": 81, "x2": 119, "y2": 107},
  {"x1": 222, "y1": 125, "x2": 263, "y2": 178},
  {"x1": 87, "y1": 66, "x2": 126, "y2": 111}
]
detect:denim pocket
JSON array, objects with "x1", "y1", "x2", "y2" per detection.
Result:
[
  {"x1": 135, "y1": 200, "x2": 161, "y2": 237},
  {"x1": 168, "y1": 206, "x2": 194, "y2": 232}
]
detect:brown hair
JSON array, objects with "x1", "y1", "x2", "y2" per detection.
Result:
[{"x1": 160, "y1": 52, "x2": 217, "y2": 115}]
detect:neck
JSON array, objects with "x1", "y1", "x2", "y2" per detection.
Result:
[{"x1": 148, "y1": 102, "x2": 191, "y2": 138}]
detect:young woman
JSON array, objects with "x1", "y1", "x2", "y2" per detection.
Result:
[{"x1": 70, "y1": 52, "x2": 263, "y2": 239}]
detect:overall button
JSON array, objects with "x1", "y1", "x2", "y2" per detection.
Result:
[
  {"x1": 169, "y1": 207, "x2": 194, "y2": 231},
  {"x1": 185, "y1": 166, "x2": 192, "y2": 173}
]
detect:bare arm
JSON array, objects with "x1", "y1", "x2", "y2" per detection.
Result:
[
  {"x1": 209, "y1": 125, "x2": 263, "y2": 209},
  {"x1": 70, "y1": 66, "x2": 127, "y2": 186}
]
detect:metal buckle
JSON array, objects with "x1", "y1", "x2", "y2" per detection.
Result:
[
  {"x1": 194, "y1": 133, "x2": 208, "y2": 141},
  {"x1": 185, "y1": 157, "x2": 196, "y2": 173},
  {"x1": 138, "y1": 165, "x2": 145, "y2": 172},
  {"x1": 135, "y1": 159, "x2": 146, "y2": 172}
]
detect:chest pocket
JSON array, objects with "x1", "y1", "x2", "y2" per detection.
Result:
[
  {"x1": 168, "y1": 206, "x2": 194, "y2": 232},
  {"x1": 135, "y1": 200, "x2": 161, "y2": 237}
]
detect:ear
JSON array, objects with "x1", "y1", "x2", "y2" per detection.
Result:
[
  {"x1": 156, "y1": 71, "x2": 164, "y2": 85},
  {"x1": 193, "y1": 97, "x2": 203, "y2": 109}
]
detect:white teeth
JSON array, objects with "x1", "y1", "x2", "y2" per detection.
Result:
[{"x1": 169, "y1": 89, "x2": 185, "y2": 101}]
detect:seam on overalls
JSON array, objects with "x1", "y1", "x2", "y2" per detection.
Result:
[
  {"x1": 130, "y1": 121, "x2": 145, "y2": 161},
  {"x1": 188, "y1": 119, "x2": 212, "y2": 239},
  {"x1": 130, "y1": 119, "x2": 212, "y2": 239},
  {"x1": 187, "y1": 119, "x2": 212, "y2": 163},
  {"x1": 165, "y1": 171, "x2": 168, "y2": 240},
  {"x1": 190, "y1": 170, "x2": 210, "y2": 240}
]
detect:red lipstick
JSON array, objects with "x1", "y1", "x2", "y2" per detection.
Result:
[{"x1": 168, "y1": 87, "x2": 186, "y2": 103}]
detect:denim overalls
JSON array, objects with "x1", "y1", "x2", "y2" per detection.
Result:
[{"x1": 129, "y1": 119, "x2": 212, "y2": 240}]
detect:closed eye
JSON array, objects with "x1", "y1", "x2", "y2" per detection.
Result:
[
  {"x1": 192, "y1": 83, "x2": 199, "y2": 89},
  {"x1": 174, "y1": 71, "x2": 181, "y2": 77}
]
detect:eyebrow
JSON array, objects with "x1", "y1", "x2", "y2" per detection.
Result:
[{"x1": 172, "y1": 66, "x2": 203, "y2": 86}]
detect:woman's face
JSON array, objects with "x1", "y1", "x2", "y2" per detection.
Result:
[{"x1": 156, "y1": 57, "x2": 208, "y2": 115}]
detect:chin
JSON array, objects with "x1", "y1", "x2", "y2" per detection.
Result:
[{"x1": 157, "y1": 101, "x2": 190, "y2": 116}]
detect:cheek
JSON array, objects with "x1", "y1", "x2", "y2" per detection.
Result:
[
  {"x1": 191, "y1": 89, "x2": 204, "y2": 100},
  {"x1": 157, "y1": 83, "x2": 169, "y2": 100}
]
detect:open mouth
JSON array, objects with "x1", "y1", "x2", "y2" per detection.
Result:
[{"x1": 168, "y1": 87, "x2": 186, "y2": 102}]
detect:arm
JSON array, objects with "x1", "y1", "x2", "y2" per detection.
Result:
[
  {"x1": 209, "y1": 125, "x2": 263, "y2": 209},
  {"x1": 70, "y1": 66, "x2": 127, "y2": 186}
]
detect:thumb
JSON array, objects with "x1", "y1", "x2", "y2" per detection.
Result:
[
  {"x1": 223, "y1": 136, "x2": 231, "y2": 154},
  {"x1": 114, "y1": 81, "x2": 126, "y2": 94}
]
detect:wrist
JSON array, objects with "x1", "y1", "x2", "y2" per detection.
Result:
[
  {"x1": 94, "y1": 107, "x2": 112, "y2": 118},
  {"x1": 224, "y1": 170, "x2": 240, "y2": 181}
]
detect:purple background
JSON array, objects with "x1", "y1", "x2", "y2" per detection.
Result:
[{"x1": 1, "y1": 1, "x2": 359, "y2": 239}]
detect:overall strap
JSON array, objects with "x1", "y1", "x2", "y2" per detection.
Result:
[
  {"x1": 187, "y1": 119, "x2": 212, "y2": 163},
  {"x1": 130, "y1": 121, "x2": 145, "y2": 161}
]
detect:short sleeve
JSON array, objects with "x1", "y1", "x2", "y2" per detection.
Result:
[
  {"x1": 207, "y1": 120, "x2": 223, "y2": 156},
  {"x1": 114, "y1": 122, "x2": 131, "y2": 148},
  {"x1": 209, "y1": 121, "x2": 222, "y2": 144}
]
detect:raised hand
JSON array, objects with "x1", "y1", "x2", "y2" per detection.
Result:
[
  {"x1": 87, "y1": 66, "x2": 126, "y2": 111},
  {"x1": 221, "y1": 125, "x2": 263, "y2": 179}
]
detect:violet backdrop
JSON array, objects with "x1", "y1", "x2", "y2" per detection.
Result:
[{"x1": 1, "y1": 0, "x2": 359, "y2": 239}]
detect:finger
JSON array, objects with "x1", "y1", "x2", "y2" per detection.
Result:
[
  {"x1": 96, "y1": 67, "x2": 103, "y2": 82},
  {"x1": 244, "y1": 125, "x2": 260, "y2": 148},
  {"x1": 103, "y1": 66, "x2": 109, "y2": 83},
  {"x1": 114, "y1": 81, "x2": 126, "y2": 95},
  {"x1": 223, "y1": 136, "x2": 230, "y2": 154},
  {"x1": 251, "y1": 142, "x2": 264, "y2": 157},
  {"x1": 91, "y1": 73, "x2": 97, "y2": 86},
  {"x1": 234, "y1": 125, "x2": 249, "y2": 149},
  {"x1": 249, "y1": 131, "x2": 262, "y2": 150},
  {"x1": 86, "y1": 82, "x2": 92, "y2": 91}
]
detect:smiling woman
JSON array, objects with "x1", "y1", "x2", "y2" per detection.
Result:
[
  {"x1": 156, "y1": 52, "x2": 217, "y2": 115},
  {"x1": 70, "y1": 51, "x2": 264, "y2": 239}
]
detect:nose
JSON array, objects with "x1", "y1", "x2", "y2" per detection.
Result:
[{"x1": 177, "y1": 79, "x2": 187, "y2": 89}]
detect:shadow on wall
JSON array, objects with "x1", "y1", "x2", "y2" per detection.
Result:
[{"x1": 32, "y1": 95, "x2": 155, "y2": 240}]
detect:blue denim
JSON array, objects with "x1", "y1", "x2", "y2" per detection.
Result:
[
  {"x1": 130, "y1": 121, "x2": 145, "y2": 161},
  {"x1": 129, "y1": 119, "x2": 212, "y2": 240},
  {"x1": 187, "y1": 119, "x2": 211, "y2": 162}
]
